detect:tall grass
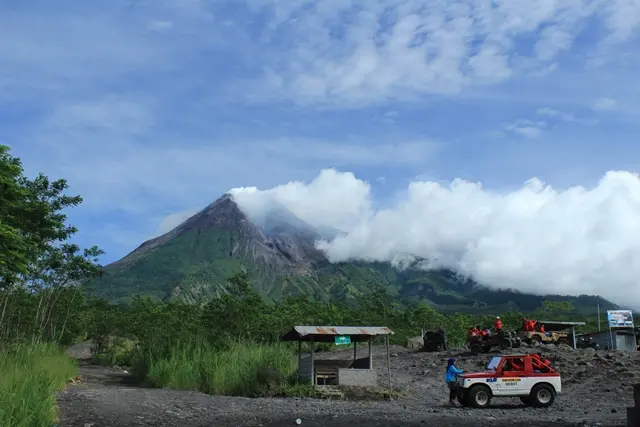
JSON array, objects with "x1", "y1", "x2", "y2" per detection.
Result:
[
  {"x1": 0, "y1": 342, "x2": 78, "y2": 427},
  {"x1": 130, "y1": 339, "x2": 301, "y2": 397}
]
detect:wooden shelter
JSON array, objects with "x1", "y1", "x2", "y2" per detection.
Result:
[{"x1": 280, "y1": 326, "x2": 394, "y2": 388}]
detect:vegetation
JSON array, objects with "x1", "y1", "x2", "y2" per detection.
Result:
[
  {"x1": 0, "y1": 144, "x2": 100, "y2": 427},
  {"x1": 0, "y1": 343, "x2": 78, "y2": 427},
  {"x1": 0, "y1": 143, "x2": 623, "y2": 421}
]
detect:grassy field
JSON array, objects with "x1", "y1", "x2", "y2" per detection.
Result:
[
  {"x1": 0, "y1": 343, "x2": 78, "y2": 427},
  {"x1": 129, "y1": 339, "x2": 305, "y2": 397}
]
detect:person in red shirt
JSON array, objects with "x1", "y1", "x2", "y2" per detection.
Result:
[
  {"x1": 511, "y1": 358, "x2": 524, "y2": 370},
  {"x1": 467, "y1": 327, "x2": 476, "y2": 337},
  {"x1": 494, "y1": 316, "x2": 503, "y2": 332},
  {"x1": 539, "y1": 324, "x2": 546, "y2": 333},
  {"x1": 522, "y1": 317, "x2": 530, "y2": 331},
  {"x1": 533, "y1": 353, "x2": 552, "y2": 372}
]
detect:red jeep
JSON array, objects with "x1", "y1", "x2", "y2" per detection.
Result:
[{"x1": 456, "y1": 354, "x2": 561, "y2": 408}]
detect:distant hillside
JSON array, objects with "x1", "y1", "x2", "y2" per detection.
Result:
[{"x1": 83, "y1": 194, "x2": 615, "y2": 314}]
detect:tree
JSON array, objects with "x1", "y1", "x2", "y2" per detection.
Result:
[
  {"x1": 0, "y1": 144, "x2": 104, "y2": 341},
  {"x1": 537, "y1": 300, "x2": 575, "y2": 318},
  {"x1": 1, "y1": 145, "x2": 102, "y2": 287}
]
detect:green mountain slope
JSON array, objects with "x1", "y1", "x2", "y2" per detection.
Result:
[{"x1": 84, "y1": 194, "x2": 614, "y2": 314}]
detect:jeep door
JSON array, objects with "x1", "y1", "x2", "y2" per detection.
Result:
[{"x1": 498, "y1": 357, "x2": 528, "y2": 394}]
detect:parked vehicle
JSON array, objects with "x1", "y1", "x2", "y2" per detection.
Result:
[
  {"x1": 455, "y1": 354, "x2": 561, "y2": 408},
  {"x1": 422, "y1": 330, "x2": 447, "y2": 352},
  {"x1": 576, "y1": 334, "x2": 599, "y2": 350},
  {"x1": 467, "y1": 330, "x2": 521, "y2": 354}
]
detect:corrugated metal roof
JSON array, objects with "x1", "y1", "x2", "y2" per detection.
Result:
[
  {"x1": 538, "y1": 321, "x2": 586, "y2": 326},
  {"x1": 292, "y1": 326, "x2": 394, "y2": 337}
]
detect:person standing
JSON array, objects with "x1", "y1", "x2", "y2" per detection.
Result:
[
  {"x1": 494, "y1": 316, "x2": 503, "y2": 332},
  {"x1": 445, "y1": 358, "x2": 464, "y2": 405}
]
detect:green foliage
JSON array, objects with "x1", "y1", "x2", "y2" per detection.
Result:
[
  {"x1": 83, "y1": 221, "x2": 614, "y2": 315},
  {"x1": 0, "y1": 342, "x2": 78, "y2": 427},
  {"x1": 0, "y1": 144, "x2": 103, "y2": 345},
  {"x1": 135, "y1": 339, "x2": 298, "y2": 397},
  {"x1": 0, "y1": 271, "x2": 615, "y2": 399},
  {"x1": 0, "y1": 145, "x2": 103, "y2": 423},
  {"x1": 0, "y1": 145, "x2": 103, "y2": 290},
  {"x1": 537, "y1": 300, "x2": 575, "y2": 316}
]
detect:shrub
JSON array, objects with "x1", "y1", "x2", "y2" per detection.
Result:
[
  {"x1": 0, "y1": 342, "x2": 78, "y2": 427},
  {"x1": 130, "y1": 339, "x2": 298, "y2": 396}
]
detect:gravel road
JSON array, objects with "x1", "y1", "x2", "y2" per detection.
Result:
[{"x1": 57, "y1": 343, "x2": 632, "y2": 427}]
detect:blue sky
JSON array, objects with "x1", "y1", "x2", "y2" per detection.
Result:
[{"x1": 4, "y1": 0, "x2": 640, "y2": 266}]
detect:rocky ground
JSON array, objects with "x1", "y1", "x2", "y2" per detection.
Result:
[{"x1": 57, "y1": 342, "x2": 634, "y2": 427}]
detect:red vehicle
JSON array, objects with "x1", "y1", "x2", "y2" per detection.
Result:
[{"x1": 455, "y1": 354, "x2": 561, "y2": 408}]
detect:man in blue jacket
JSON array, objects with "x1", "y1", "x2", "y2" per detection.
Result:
[{"x1": 445, "y1": 357, "x2": 464, "y2": 404}]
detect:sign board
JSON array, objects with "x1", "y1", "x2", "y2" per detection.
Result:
[
  {"x1": 335, "y1": 335, "x2": 351, "y2": 345},
  {"x1": 607, "y1": 310, "x2": 634, "y2": 328}
]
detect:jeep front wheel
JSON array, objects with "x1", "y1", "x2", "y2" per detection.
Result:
[
  {"x1": 457, "y1": 391, "x2": 469, "y2": 407},
  {"x1": 468, "y1": 385, "x2": 492, "y2": 408},
  {"x1": 529, "y1": 383, "x2": 555, "y2": 408}
]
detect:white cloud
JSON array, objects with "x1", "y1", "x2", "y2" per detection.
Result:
[
  {"x1": 231, "y1": 169, "x2": 372, "y2": 232},
  {"x1": 240, "y1": 0, "x2": 640, "y2": 106},
  {"x1": 231, "y1": 168, "x2": 640, "y2": 309},
  {"x1": 592, "y1": 97, "x2": 618, "y2": 111},
  {"x1": 506, "y1": 120, "x2": 546, "y2": 138},
  {"x1": 536, "y1": 107, "x2": 598, "y2": 125}
]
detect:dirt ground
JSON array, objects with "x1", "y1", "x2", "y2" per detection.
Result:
[{"x1": 57, "y1": 342, "x2": 634, "y2": 427}]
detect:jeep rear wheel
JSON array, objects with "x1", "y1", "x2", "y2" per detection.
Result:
[
  {"x1": 530, "y1": 384, "x2": 555, "y2": 408},
  {"x1": 556, "y1": 337, "x2": 569, "y2": 346},
  {"x1": 468, "y1": 385, "x2": 492, "y2": 408},
  {"x1": 529, "y1": 335, "x2": 542, "y2": 347},
  {"x1": 470, "y1": 344, "x2": 483, "y2": 354},
  {"x1": 500, "y1": 338, "x2": 513, "y2": 349}
]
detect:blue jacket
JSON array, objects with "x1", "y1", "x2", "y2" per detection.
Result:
[{"x1": 445, "y1": 365, "x2": 464, "y2": 383}]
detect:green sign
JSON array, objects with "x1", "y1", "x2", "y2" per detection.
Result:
[{"x1": 335, "y1": 335, "x2": 351, "y2": 345}]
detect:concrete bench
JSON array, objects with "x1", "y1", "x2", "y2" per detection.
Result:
[{"x1": 315, "y1": 366, "x2": 339, "y2": 385}]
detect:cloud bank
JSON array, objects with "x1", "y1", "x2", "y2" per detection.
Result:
[{"x1": 230, "y1": 169, "x2": 640, "y2": 308}]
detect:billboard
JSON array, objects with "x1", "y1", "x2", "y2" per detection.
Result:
[{"x1": 607, "y1": 310, "x2": 634, "y2": 328}]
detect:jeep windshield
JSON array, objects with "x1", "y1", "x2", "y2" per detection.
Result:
[{"x1": 487, "y1": 356, "x2": 501, "y2": 371}]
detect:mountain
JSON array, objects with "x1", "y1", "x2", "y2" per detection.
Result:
[{"x1": 83, "y1": 194, "x2": 614, "y2": 314}]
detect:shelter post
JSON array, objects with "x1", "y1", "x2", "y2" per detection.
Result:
[
  {"x1": 353, "y1": 341, "x2": 357, "y2": 361},
  {"x1": 297, "y1": 341, "x2": 302, "y2": 378},
  {"x1": 609, "y1": 327, "x2": 615, "y2": 350},
  {"x1": 571, "y1": 326, "x2": 576, "y2": 349},
  {"x1": 368, "y1": 336, "x2": 373, "y2": 369},
  {"x1": 386, "y1": 334, "x2": 392, "y2": 392},
  {"x1": 310, "y1": 337, "x2": 315, "y2": 386}
]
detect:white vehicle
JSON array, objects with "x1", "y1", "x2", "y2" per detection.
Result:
[{"x1": 455, "y1": 354, "x2": 561, "y2": 408}]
